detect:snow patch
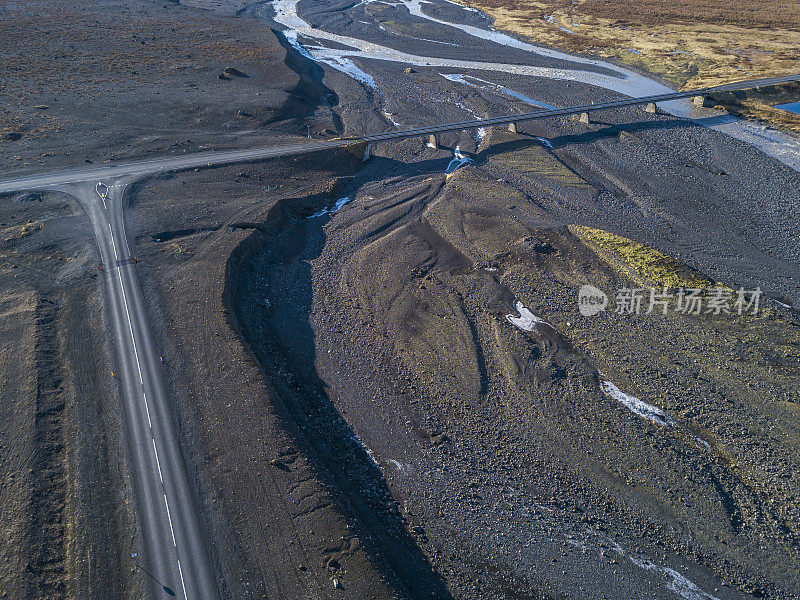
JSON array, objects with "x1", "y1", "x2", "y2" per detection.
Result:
[
  {"x1": 599, "y1": 375, "x2": 674, "y2": 427},
  {"x1": 600, "y1": 374, "x2": 712, "y2": 450},
  {"x1": 383, "y1": 110, "x2": 402, "y2": 127},
  {"x1": 308, "y1": 196, "x2": 352, "y2": 219},
  {"x1": 505, "y1": 300, "x2": 548, "y2": 331},
  {"x1": 599, "y1": 534, "x2": 721, "y2": 600}
]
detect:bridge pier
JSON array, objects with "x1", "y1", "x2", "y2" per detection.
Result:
[
  {"x1": 692, "y1": 95, "x2": 713, "y2": 108},
  {"x1": 344, "y1": 141, "x2": 372, "y2": 162},
  {"x1": 427, "y1": 134, "x2": 438, "y2": 149},
  {"x1": 508, "y1": 122, "x2": 517, "y2": 134},
  {"x1": 579, "y1": 112, "x2": 591, "y2": 125},
  {"x1": 644, "y1": 102, "x2": 657, "y2": 114}
]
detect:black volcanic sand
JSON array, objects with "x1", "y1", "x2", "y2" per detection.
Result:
[
  {"x1": 0, "y1": 189, "x2": 140, "y2": 599},
  {"x1": 128, "y1": 127, "x2": 800, "y2": 600},
  {"x1": 4, "y1": 0, "x2": 800, "y2": 599},
  {"x1": 0, "y1": 0, "x2": 335, "y2": 174}
]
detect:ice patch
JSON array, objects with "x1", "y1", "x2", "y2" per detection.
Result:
[
  {"x1": 475, "y1": 126, "x2": 487, "y2": 142},
  {"x1": 319, "y1": 54, "x2": 378, "y2": 89},
  {"x1": 308, "y1": 196, "x2": 351, "y2": 219},
  {"x1": 598, "y1": 534, "x2": 721, "y2": 600},
  {"x1": 282, "y1": 29, "x2": 315, "y2": 60},
  {"x1": 442, "y1": 73, "x2": 558, "y2": 109},
  {"x1": 505, "y1": 300, "x2": 548, "y2": 331},
  {"x1": 599, "y1": 375, "x2": 674, "y2": 427},
  {"x1": 445, "y1": 146, "x2": 474, "y2": 173}
]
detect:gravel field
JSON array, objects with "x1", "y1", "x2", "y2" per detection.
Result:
[{"x1": 2, "y1": 0, "x2": 800, "y2": 599}]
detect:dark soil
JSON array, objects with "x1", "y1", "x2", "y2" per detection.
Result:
[{"x1": 0, "y1": 189, "x2": 140, "y2": 600}]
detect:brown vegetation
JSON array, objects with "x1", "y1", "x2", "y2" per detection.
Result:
[
  {"x1": 581, "y1": 0, "x2": 800, "y2": 31},
  {"x1": 455, "y1": 0, "x2": 800, "y2": 130}
]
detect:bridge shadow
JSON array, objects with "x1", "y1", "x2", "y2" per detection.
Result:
[
  {"x1": 518, "y1": 115, "x2": 701, "y2": 150},
  {"x1": 224, "y1": 150, "x2": 455, "y2": 600}
]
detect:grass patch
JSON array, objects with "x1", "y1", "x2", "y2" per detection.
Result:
[
  {"x1": 486, "y1": 133, "x2": 591, "y2": 187},
  {"x1": 571, "y1": 225, "x2": 715, "y2": 289}
]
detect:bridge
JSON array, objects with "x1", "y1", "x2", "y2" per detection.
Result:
[{"x1": 1, "y1": 73, "x2": 799, "y2": 194}]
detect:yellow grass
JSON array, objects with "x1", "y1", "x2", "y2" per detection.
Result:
[
  {"x1": 571, "y1": 225, "x2": 715, "y2": 289},
  {"x1": 454, "y1": 0, "x2": 800, "y2": 130}
]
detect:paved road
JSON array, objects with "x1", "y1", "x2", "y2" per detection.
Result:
[{"x1": 62, "y1": 180, "x2": 219, "y2": 600}]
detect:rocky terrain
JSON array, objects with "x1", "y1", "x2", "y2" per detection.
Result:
[
  {"x1": 2, "y1": 1, "x2": 800, "y2": 599},
  {"x1": 124, "y1": 108, "x2": 800, "y2": 599}
]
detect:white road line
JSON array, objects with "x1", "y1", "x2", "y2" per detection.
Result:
[
  {"x1": 109, "y1": 215, "x2": 186, "y2": 590},
  {"x1": 143, "y1": 392, "x2": 152, "y2": 428},
  {"x1": 152, "y1": 438, "x2": 164, "y2": 482},
  {"x1": 115, "y1": 267, "x2": 146, "y2": 387},
  {"x1": 164, "y1": 494, "x2": 177, "y2": 547},
  {"x1": 178, "y1": 560, "x2": 189, "y2": 600},
  {"x1": 109, "y1": 223, "x2": 118, "y2": 260}
]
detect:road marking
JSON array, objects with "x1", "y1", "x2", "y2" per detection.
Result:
[
  {"x1": 177, "y1": 560, "x2": 189, "y2": 600},
  {"x1": 164, "y1": 494, "x2": 177, "y2": 547},
  {"x1": 109, "y1": 221, "x2": 187, "y2": 591},
  {"x1": 143, "y1": 392, "x2": 152, "y2": 428},
  {"x1": 152, "y1": 438, "x2": 164, "y2": 483},
  {"x1": 115, "y1": 266, "x2": 146, "y2": 388},
  {"x1": 109, "y1": 224, "x2": 118, "y2": 260}
]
